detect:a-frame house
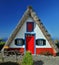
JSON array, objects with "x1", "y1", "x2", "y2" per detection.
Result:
[{"x1": 2, "y1": 6, "x2": 58, "y2": 56}]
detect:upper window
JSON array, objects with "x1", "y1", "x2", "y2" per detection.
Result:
[
  {"x1": 27, "y1": 22, "x2": 34, "y2": 32},
  {"x1": 15, "y1": 39, "x2": 24, "y2": 46},
  {"x1": 36, "y1": 39, "x2": 46, "y2": 46}
]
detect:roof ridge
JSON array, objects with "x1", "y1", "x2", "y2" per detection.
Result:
[{"x1": 30, "y1": 9, "x2": 58, "y2": 52}]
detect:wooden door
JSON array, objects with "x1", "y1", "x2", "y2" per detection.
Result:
[{"x1": 25, "y1": 34, "x2": 35, "y2": 54}]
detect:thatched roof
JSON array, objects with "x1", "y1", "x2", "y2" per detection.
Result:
[{"x1": 2, "y1": 6, "x2": 58, "y2": 52}]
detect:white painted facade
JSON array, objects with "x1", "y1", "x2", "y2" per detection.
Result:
[{"x1": 9, "y1": 17, "x2": 52, "y2": 48}]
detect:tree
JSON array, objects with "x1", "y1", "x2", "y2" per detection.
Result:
[
  {"x1": 54, "y1": 39, "x2": 59, "y2": 48},
  {"x1": 0, "y1": 38, "x2": 5, "y2": 50},
  {"x1": 54, "y1": 39, "x2": 59, "y2": 44},
  {"x1": 0, "y1": 38, "x2": 3, "y2": 42}
]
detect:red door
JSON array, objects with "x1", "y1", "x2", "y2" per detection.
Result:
[{"x1": 25, "y1": 34, "x2": 35, "y2": 54}]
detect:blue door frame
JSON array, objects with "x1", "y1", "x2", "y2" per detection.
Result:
[{"x1": 24, "y1": 33, "x2": 36, "y2": 54}]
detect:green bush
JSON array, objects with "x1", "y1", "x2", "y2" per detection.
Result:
[
  {"x1": 22, "y1": 51, "x2": 33, "y2": 65},
  {"x1": 0, "y1": 42, "x2": 5, "y2": 45}
]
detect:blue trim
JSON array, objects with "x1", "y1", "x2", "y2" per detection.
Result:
[
  {"x1": 25, "y1": 32, "x2": 35, "y2": 34},
  {"x1": 15, "y1": 38, "x2": 24, "y2": 40},
  {"x1": 25, "y1": 33, "x2": 36, "y2": 54},
  {"x1": 34, "y1": 34, "x2": 36, "y2": 54},
  {"x1": 36, "y1": 38, "x2": 46, "y2": 40},
  {"x1": 24, "y1": 36, "x2": 26, "y2": 54},
  {"x1": 26, "y1": 22, "x2": 34, "y2": 32}
]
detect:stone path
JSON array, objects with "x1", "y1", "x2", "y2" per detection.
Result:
[{"x1": 33, "y1": 55, "x2": 59, "y2": 65}]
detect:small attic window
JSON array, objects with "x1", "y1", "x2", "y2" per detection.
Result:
[
  {"x1": 36, "y1": 39, "x2": 46, "y2": 46},
  {"x1": 27, "y1": 22, "x2": 34, "y2": 32},
  {"x1": 15, "y1": 39, "x2": 24, "y2": 46}
]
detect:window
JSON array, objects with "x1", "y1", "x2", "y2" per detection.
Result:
[
  {"x1": 15, "y1": 39, "x2": 24, "y2": 46},
  {"x1": 27, "y1": 22, "x2": 34, "y2": 32},
  {"x1": 36, "y1": 39, "x2": 46, "y2": 46}
]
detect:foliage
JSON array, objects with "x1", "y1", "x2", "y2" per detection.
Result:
[
  {"x1": 0, "y1": 38, "x2": 5, "y2": 45},
  {"x1": 22, "y1": 51, "x2": 33, "y2": 65},
  {"x1": 0, "y1": 38, "x2": 3, "y2": 41},
  {"x1": 54, "y1": 39, "x2": 59, "y2": 48},
  {"x1": 56, "y1": 43, "x2": 59, "y2": 48},
  {"x1": 0, "y1": 42, "x2": 5, "y2": 45},
  {"x1": 54, "y1": 39, "x2": 59, "y2": 44}
]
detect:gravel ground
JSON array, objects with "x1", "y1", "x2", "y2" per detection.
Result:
[
  {"x1": 33, "y1": 55, "x2": 59, "y2": 65},
  {"x1": 0, "y1": 54, "x2": 59, "y2": 65}
]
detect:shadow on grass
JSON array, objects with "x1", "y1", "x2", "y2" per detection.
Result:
[
  {"x1": 0, "y1": 62, "x2": 20, "y2": 65},
  {"x1": 34, "y1": 60, "x2": 44, "y2": 65}
]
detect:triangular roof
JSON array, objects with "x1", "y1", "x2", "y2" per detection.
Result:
[{"x1": 2, "y1": 6, "x2": 58, "y2": 53}]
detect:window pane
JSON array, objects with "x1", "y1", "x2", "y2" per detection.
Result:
[
  {"x1": 15, "y1": 39, "x2": 24, "y2": 46},
  {"x1": 36, "y1": 39, "x2": 46, "y2": 46}
]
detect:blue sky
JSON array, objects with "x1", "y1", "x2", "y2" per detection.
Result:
[{"x1": 0, "y1": 0, "x2": 59, "y2": 39}]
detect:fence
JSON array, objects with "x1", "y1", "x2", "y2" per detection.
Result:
[{"x1": 0, "y1": 51, "x2": 23, "y2": 62}]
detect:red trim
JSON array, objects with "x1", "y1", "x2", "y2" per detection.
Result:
[
  {"x1": 7, "y1": 48, "x2": 56, "y2": 56},
  {"x1": 36, "y1": 48, "x2": 56, "y2": 56}
]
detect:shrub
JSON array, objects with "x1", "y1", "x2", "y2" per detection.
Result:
[
  {"x1": 0, "y1": 42, "x2": 5, "y2": 45},
  {"x1": 22, "y1": 51, "x2": 33, "y2": 65}
]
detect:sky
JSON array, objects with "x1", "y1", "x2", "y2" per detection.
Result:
[{"x1": 0, "y1": 0, "x2": 59, "y2": 39}]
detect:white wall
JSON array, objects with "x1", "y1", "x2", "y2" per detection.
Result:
[{"x1": 9, "y1": 17, "x2": 51, "y2": 48}]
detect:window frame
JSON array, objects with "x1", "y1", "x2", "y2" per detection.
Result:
[
  {"x1": 15, "y1": 38, "x2": 24, "y2": 46},
  {"x1": 36, "y1": 39, "x2": 46, "y2": 46}
]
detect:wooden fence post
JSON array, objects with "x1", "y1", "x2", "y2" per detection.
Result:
[
  {"x1": 1, "y1": 51, "x2": 4, "y2": 62},
  {"x1": 14, "y1": 51, "x2": 18, "y2": 62}
]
